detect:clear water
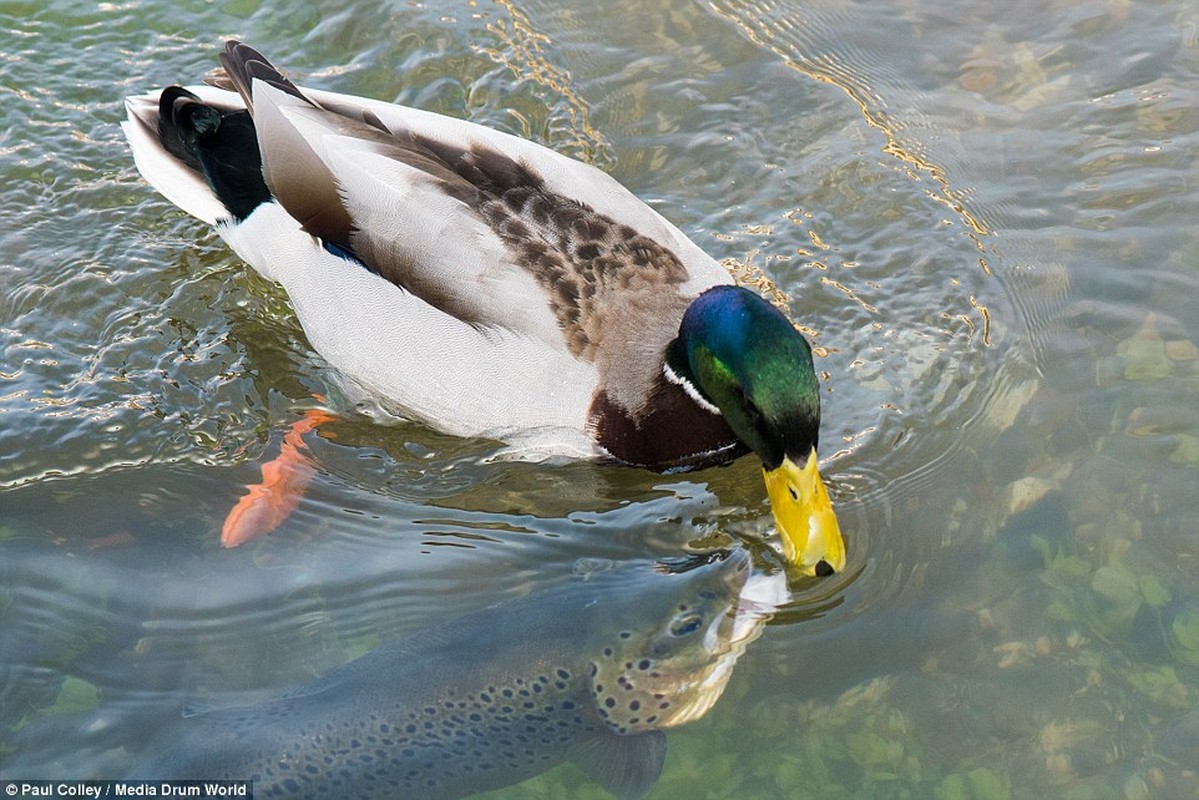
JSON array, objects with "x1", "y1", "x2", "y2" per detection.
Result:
[{"x1": 2, "y1": 0, "x2": 1198, "y2": 797}]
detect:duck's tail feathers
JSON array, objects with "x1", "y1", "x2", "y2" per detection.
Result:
[
  {"x1": 217, "y1": 40, "x2": 309, "y2": 112},
  {"x1": 123, "y1": 81, "x2": 272, "y2": 225}
]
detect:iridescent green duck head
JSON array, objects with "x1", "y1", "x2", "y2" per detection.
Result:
[{"x1": 666, "y1": 285, "x2": 846, "y2": 576}]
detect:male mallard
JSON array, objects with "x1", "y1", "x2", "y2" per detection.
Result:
[{"x1": 122, "y1": 41, "x2": 845, "y2": 575}]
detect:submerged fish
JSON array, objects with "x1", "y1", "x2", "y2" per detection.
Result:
[{"x1": 133, "y1": 547, "x2": 776, "y2": 799}]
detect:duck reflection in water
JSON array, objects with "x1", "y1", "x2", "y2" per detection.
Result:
[{"x1": 133, "y1": 546, "x2": 783, "y2": 799}]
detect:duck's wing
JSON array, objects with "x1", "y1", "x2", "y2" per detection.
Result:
[{"x1": 218, "y1": 42, "x2": 733, "y2": 363}]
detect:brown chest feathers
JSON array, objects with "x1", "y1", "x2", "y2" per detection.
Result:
[{"x1": 587, "y1": 371, "x2": 744, "y2": 471}]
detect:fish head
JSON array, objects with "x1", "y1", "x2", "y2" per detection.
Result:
[{"x1": 583, "y1": 546, "x2": 776, "y2": 735}]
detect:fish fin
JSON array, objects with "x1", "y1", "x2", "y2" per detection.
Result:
[
  {"x1": 180, "y1": 701, "x2": 213, "y2": 718},
  {"x1": 180, "y1": 678, "x2": 333, "y2": 719},
  {"x1": 570, "y1": 729, "x2": 666, "y2": 800}
]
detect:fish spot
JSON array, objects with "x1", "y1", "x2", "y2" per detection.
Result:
[
  {"x1": 605, "y1": 697, "x2": 616, "y2": 708},
  {"x1": 556, "y1": 668, "x2": 571, "y2": 680},
  {"x1": 638, "y1": 659, "x2": 652, "y2": 670},
  {"x1": 630, "y1": 700, "x2": 641, "y2": 711}
]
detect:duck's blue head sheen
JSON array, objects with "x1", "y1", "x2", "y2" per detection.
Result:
[
  {"x1": 667, "y1": 285, "x2": 843, "y2": 576},
  {"x1": 667, "y1": 285, "x2": 820, "y2": 469}
]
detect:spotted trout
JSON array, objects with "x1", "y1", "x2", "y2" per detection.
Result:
[{"x1": 133, "y1": 547, "x2": 776, "y2": 799}]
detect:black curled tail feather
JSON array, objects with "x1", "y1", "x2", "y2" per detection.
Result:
[{"x1": 157, "y1": 86, "x2": 271, "y2": 221}]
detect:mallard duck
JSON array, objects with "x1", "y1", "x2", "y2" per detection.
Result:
[{"x1": 122, "y1": 41, "x2": 845, "y2": 575}]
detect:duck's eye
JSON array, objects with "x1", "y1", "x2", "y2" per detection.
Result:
[
  {"x1": 669, "y1": 613, "x2": 704, "y2": 637},
  {"x1": 742, "y1": 397, "x2": 764, "y2": 427},
  {"x1": 731, "y1": 385, "x2": 764, "y2": 427}
]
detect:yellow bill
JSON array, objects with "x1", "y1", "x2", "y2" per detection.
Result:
[{"x1": 762, "y1": 448, "x2": 846, "y2": 576}]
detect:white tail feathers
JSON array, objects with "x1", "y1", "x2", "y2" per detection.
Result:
[{"x1": 122, "y1": 87, "x2": 247, "y2": 225}]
